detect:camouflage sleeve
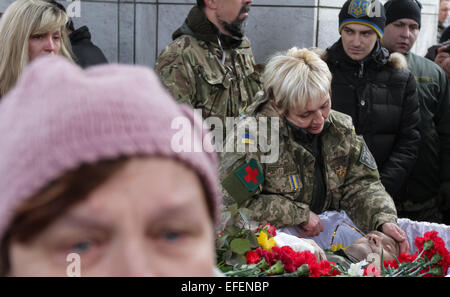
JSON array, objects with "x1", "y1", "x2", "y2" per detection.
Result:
[
  {"x1": 242, "y1": 194, "x2": 310, "y2": 227},
  {"x1": 339, "y1": 134, "x2": 398, "y2": 233},
  {"x1": 154, "y1": 38, "x2": 197, "y2": 106},
  {"x1": 219, "y1": 152, "x2": 310, "y2": 228},
  {"x1": 219, "y1": 120, "x2": 310, "y2": 228}
]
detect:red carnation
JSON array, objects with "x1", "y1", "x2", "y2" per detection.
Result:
[
  {"x1": 267, "y1": 225, "x2": 277, "y2": 237},
  {"x1": 384, "y1": 252, "x2": 418, "y2": 269},
  {"x1": 256, "y1": 247, "x2": 275, "y2": 266},
  {"x1": 245, "y1": 250, "x2": 261, "y2": 265},
  {"x1": 309, "y1": 260, "x2": 335, "y2": 277},
  {"x1": 256, "y1": 223, "x2": 277, "y2": 237}
]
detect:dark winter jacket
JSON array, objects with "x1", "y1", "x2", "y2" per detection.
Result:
[
  {"x1": 324, "y1": 39, "x2": 420, "y2": 199},
  {"x1": 401, "y1": 52, "x2": 450, "y2": 205},
  {"x1": 69, "y1": 26, "x2": 108, "y2": 68}
]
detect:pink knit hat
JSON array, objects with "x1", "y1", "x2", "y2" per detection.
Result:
[{"x1": 0, "y1": 55, "x2": 221, "y2": 242}]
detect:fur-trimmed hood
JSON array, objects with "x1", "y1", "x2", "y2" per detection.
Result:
[{"x1": 388, "y1": 52, "x2": 408, "y2": 70}]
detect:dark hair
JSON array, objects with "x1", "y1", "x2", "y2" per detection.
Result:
[
  {"x1": 0, "y1": 158, "x2": 128, "y2": 276},
  {"x1": 197, "y1": 0, "x2": 205, "y2": 8}
]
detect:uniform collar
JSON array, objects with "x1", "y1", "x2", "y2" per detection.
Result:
[{"x1": 172, "y1": 5, "x2": 245, "y2": 49}]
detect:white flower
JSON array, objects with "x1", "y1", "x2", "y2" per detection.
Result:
[{"x1": 347, "y1": 260, "x2": 368, "y2": 276}]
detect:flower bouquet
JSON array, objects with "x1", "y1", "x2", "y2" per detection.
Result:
[
  {"x1": 216, "y1": 206, "x2": 450, "y2": 277},
  {"x1": 380, "y1": 231, "x2": 450, "y2": 277},
  {"x1": 216, "y1": 205, "x2": 338, "y2": 277}
]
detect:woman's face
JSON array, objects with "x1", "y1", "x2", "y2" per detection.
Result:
[
  {"x1": 284, "y1": 95, "x2": 331, "y2": 134},
  {"x1": 8, "y1": 158, "x2": 216, "y2": 276},
  {"x1": 28, "y1": 29, "x2": 62, "y2": 61},
  {"x1": 346, "y1": 231, "x2": 399, "y2": 262}
]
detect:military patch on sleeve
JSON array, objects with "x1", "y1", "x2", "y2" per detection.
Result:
[
  {"x1": 359, "y1": 142, "x2": 377, "y2": 170},
  {"x1": 222, "y1": 158, "x2": 264, "y2": 207},
  {"x1": 241, "y1": 133, "x2": 255, "y2": 144},
  {"x1": 289, "y1": 174, "x2": 301, "y2": 191},
  {"x1": 235, "y1": 159, "x2": 264, "y2": 191},
  {"x1": 330, "y1": 156, "x2": 348, "y2": 179}
]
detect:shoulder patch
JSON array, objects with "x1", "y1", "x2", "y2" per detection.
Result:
[
  {"x1": 235, "y1": 159, "x2": 264, "y2": 191},
  {"x1": 359, "y1": 142, "x2": 377, "y2": 170}
]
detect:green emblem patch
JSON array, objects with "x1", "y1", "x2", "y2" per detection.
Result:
[{"x1": 235, "y1": 159, "x2": 264, "y2": 192}]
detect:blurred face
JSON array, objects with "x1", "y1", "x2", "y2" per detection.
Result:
[
  {"x1": 214, "y1": 0, "x2": 252, "y2": 34},
  {"x1": 9, "y1": 158, "x2": 216, "y2": 276},
  {"x1": 346, "y1": 231, "x2": 399, "y2": 262},
  {"x1": 28, "y1": 29, "x2": 62, "y2": 61},
  {"x1": 439, "y1": 1, "x2": 450, "y2": 24},
  {"x1": 284, "y1": 95, "x2": 331, "y2": 135},
  {"x1": 381, "y1": 19, "x2": 420, "y2": 54},
  {"x1": 341, "y1": 23, "x2": 378, "y2": 61}
]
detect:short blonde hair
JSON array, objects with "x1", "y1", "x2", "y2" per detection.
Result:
[
  {"x1": 0, "y1": 0, "x2": 74, "y2": 96},
  {"x1": 263, "y1": 47, "x2": 332, "y2": 115}
]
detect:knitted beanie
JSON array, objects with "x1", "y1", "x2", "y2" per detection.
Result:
[
  {"x1": 384, "y1": 0, "x2": 422, "y2": 28},
  {"x1": 339, "y1": 0, "x2": 386, "y2": 39},
  {"x1": 0, "y1": 55, "x2": 221, "y2": 242}
]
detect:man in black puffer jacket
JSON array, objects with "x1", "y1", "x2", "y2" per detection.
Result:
[
  {"x1": 324, "y1": 0, "x2": 420, "y2": 201},
  {"x1": 382, "y1": 0, "x2": 450, "y2": 224}
]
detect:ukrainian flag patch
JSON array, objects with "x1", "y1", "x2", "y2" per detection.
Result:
[
  {"x1": 289, "y1": 174, "x2": 300, "y2": 191},
  {"x1": 241, "y1": 133, "x2": 255, "y2": 144}
]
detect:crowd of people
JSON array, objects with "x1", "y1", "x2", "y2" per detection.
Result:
[{"x1": 0, "y1": 0, "x2": 448, "y2": 276}]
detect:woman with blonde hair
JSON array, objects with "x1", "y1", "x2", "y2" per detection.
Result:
[
  {"x1": 219, "y1": 47, "x2": 410, "y2": 255},
  {"x1": 0, "y1": 0, "x2": 74, "y2": 97}
]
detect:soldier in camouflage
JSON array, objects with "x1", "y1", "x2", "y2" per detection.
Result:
[
  {"x1": 219, "y1": 47, "x2": 410, "y2": 254},
  {"x1": 154, "y1": 0, "x2": 262, "y2": 123}
]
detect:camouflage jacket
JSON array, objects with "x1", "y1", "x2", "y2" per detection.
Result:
[
  {"x1": 155, "y1": 6, "x2": 262, "y2": 123},
  {"x1": 219, "y1": 93, "x2": 398, "y2": 233}
]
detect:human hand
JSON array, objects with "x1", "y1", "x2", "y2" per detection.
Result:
[
  {"x1": 299, "y1": 211, "x2": 324, "y2": 237},
  {"x1": 435, "y1": 46, "x2": 450, "y2": 78},
  {"x1": 380, "y1": 222, "x2": 410, "y2": 254}
]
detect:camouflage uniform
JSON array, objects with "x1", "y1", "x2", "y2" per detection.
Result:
[
  {"x1": 219, "y1": 93, "x2": 398, "y2": 233},
  {"x1": 155, "y1": 6, "x2": 262, "y2": 123}
]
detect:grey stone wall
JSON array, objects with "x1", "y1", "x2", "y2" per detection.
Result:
[{"x1": 0, "y1": 0, "x2": 442, "y2": 67}]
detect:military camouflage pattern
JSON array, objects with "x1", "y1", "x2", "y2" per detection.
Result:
[
  {"x1": 155, "y1": 35, "x2": 262, "y2": 123},
  {"x1": 219, "y1": 93, "x2": 398, "y2": 233}
]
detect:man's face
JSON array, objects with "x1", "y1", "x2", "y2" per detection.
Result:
[
  {"x1": 439, "y1": 0, "x2": 450, "y2": 24},
  {"x1": 381, "y1": 18, "x2": 420, "y2": 54},
  {"x1": 346, "y1": 231, "x2": 400, "y2": 262},
  {"x1": 341, "y1": 23, "x2": 378, "y2": 61},
  {"x1": 215, "y1": 0, "x2": 252, "y2": 34}
]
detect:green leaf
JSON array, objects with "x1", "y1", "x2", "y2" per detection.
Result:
[
  {"x1": 266, "y1": 261, "x2": 285, "y2": 275},
  {"x1": 223, "y1": 250, "x2": 233, "y2": 262},
  {"x1": 245, "y1": 230, "x2": 259, "y2": 248},
  {"x1": 227, "y1": 253, "x2": 246, "y2": 266},
  {"x1": 230, "y1": 238, "x2": 251, "y2": 255},
  {"x1": 296, "y1": 264, "x2": 309, "y2": 276}
]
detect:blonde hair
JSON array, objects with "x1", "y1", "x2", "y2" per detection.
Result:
[
  {"x1": 0, "y1": 0, "x2": 74, "y2": 96},
  {"x1": 263, "y1": 47, "x2": 332, "y2": 115}
]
